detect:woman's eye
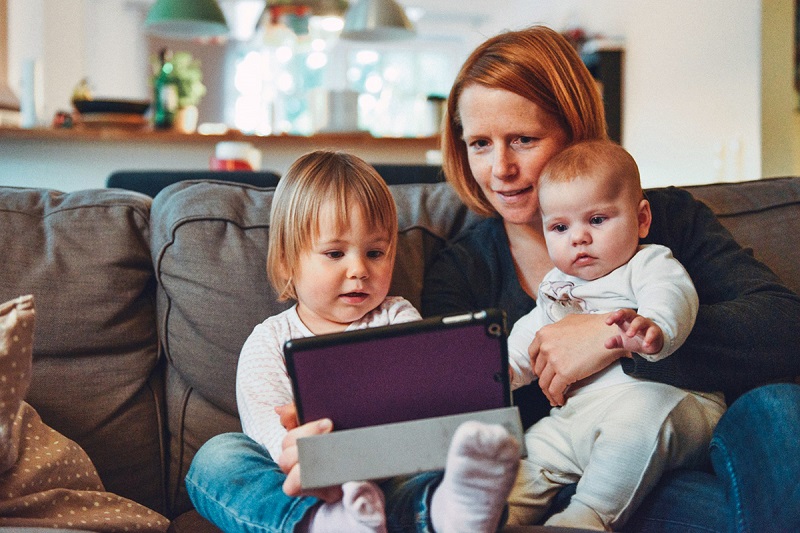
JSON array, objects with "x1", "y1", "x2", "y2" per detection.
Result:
[
  {"x1": 469, "y1": 139, "x2": 490, "y2": 151},
  {"x1": 590, "y1": 216, "x2": 606, "y2": 225},
  {"x1": 517, "y1": 136, "x2": 536, "y2": 145}
]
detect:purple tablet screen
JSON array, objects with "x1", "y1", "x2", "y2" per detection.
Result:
[{"x1": 285, "y1": 309, "x2": 510, "y2": 430}]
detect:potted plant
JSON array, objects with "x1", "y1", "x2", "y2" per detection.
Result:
[{"x1": 151, "y1": 50, "x2": 206, "y2": 133}]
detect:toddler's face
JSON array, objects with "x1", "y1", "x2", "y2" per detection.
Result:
[
  {"x1": 539, "y1": 176, "x2": 649, "y2": 281},
  {"x1": 293, "y1": 203, "x2": 394, "y2": 334}
]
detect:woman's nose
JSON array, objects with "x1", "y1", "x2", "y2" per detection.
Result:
[{"x1": 492, "y1": 147, "x2": 517, "y2": 180}]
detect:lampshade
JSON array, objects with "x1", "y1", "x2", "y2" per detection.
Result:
[
  {"x1": 256, "y1": 1, "x2": 349, "y2": 34},
  {"x1": 263, "y1": 0, "x2": 348, "y2": 17},
  {"x1": 145, "y1": 0, "x2": 229, "y2": 39},
  {"x1": 340, "y1": 0, "x2": 415, "y2": 41}
]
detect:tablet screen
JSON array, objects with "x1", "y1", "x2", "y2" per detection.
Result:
[{"x1": 284, "y1": 309, "x2": 510, "y2": 430}]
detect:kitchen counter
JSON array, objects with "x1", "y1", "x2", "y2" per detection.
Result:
[{"x1": 0, "y1": 126, "x2": 441, "y2": 192}]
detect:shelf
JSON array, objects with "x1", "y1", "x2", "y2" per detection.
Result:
[{"x1": 0, "y1": 126, "x2": 441, "y2": 151}]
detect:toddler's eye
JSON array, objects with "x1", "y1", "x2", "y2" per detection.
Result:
[
  {"x1": 367, "y1": 250, "x2": 385, "y2": 259},
  {"x1": 325, "y1": 251, "x2": 344, "y2": 259}
]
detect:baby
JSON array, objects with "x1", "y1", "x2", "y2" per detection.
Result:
[{"x1": 506, "y1": 140, "x2": 726, "y2": 531}]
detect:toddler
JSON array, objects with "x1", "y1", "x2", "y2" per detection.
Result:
[{"x1": 209, "y1": 150, "x2": 520, "y2": 533}]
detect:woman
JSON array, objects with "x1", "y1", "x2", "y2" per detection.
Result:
[{"x1": 422, "y1": 25, "x2": 800, "y2": 531}]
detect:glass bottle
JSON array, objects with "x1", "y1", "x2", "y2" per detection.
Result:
[{"x1": 153, "y1": 49, "x2": 178, "y2": 129}]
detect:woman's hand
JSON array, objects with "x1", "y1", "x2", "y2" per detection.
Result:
[
  {"x1": 530, "y1": 312, "x2": 627, "y2": 406},
  {"x1": 277, "y1": 418, "x2": 343, "y2": 503}
]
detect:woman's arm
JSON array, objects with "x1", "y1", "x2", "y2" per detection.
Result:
[
  {"x1": 423, "y1": 219, "x2": 623, "y2": 409},
  {"x1": 632, "y1": 188, "x2": 800, "y2": 399}
]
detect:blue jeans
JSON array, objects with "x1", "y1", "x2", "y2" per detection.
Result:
[
  {"x1": 187, "y1": 384, "x2": 800, "y2": 533},
  {"x1": 185, "y1": 432, "x2": 443, "y2": 533},
  {"x1": 624, "y1": 383, "x2": 800, "y2": 533}
]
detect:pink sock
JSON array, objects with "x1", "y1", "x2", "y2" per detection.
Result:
[
  {"x1": 305, "y1": 481, "x2": 387, "y2": 533},
  {"x1": 431, "y1": 421, "x2": 521, "y2": 533}
]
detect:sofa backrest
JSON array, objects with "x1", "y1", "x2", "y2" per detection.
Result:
[
  {"x1": 2, "y1": 176, "x2": 798, "y2": 520},
  {"x1": 150, "y1": 180, "x2": 481, "y2": 515},
  {"x1": 0, "y1": 187, "x2": 166, "y2": 514},
  {"x1": 680, "y1": 177, "x2": 800, "y2": 295}
]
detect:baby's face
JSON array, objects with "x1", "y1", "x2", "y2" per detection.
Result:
[{"x1": 539, "y1": 176, "x2": 649, "y2": 280}]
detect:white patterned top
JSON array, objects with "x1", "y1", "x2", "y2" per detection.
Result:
[{"x1": 236, "y1": 296, "x2": 421, "y2": 460}]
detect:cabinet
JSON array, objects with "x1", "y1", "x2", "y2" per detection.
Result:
[{"x1": 582, "y1": 45, "x2": 624, "y2": 144}]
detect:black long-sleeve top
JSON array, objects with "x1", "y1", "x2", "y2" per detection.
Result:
[{"x1": 422, "y1": 186, "x2": 800, "y2": 426}]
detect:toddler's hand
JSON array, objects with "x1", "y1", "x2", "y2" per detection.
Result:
[
  {"x1": 278, "y1": 418, "x2": 343, "y2": 503},
  {"x1": 604, "y1": 308, "x2": 664, "y2": 355},
  {"x1": 275, "y1": 403, "x2": 299, "y2": 430}
]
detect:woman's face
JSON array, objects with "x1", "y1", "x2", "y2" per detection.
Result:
[{"x1": 458, "y1": 85, "x2": 570, "y2": 227}]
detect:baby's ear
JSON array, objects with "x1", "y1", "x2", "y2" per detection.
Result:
[{"x1": 637, "y1": 199, "x2": 652, "y2": 238}]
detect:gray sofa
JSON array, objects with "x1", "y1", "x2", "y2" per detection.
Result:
[{"x1": 0, "y1": 176, "x2": 798, "y2": 531}]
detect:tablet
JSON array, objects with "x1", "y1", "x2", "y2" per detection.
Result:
[{"x1": 284, "y1": 308, "x2": 511, "y2": 431}]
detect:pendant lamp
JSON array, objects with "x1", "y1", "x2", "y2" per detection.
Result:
[
  {"x1": 145, "y1": 0, "x2": 229, "y2": 39},
  {"x1": 340, "y1": 0, "x2": 415, "y2": 41}
]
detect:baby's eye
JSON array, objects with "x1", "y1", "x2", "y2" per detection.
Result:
[
  {"x1": 590, "y1": 216, "x2": 607, "y2": 225},
  {"x1": 324, "y1": 251, "x2": 344, "y2": 259},
  {"x1": 552, "y1": 224, "x2": 568, "y2": 233}
]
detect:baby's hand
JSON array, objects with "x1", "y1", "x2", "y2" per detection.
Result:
[{"x1": 604, "y1": 309, "x2": 664, "y2": 355}]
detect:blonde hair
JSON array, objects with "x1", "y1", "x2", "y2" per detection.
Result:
[
  {"x1": 539, "y1": 140, "x2": 643, "y2": 202},
  {"x1": 442, "y1": 25, "x2": 608, "y2": 217},
  {"x1": 266, "y1": 150, "x2": 398, "y2": 301}
]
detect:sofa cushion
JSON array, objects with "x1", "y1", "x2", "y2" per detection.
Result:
[
  {"x1": 151, "y1": 181, "x2": 283, "y2": 516},
  {"x1": 150, "y1": 179, "x2": 480, "y2": 516},
  {"x1": 0, "y1": 187, "x2": 165, "y2": 515}
]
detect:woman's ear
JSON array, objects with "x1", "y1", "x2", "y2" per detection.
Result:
[{"x1": 637, "y1": 199, "x2": 652, "y2": 238}]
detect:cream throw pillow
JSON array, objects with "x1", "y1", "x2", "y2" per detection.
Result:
[
  {"x1": 0, "y1": 295, "x2": 169, "y2": 532},
  {"x1": 0, "y1": 294, "x2": 33, "y2": 474}
]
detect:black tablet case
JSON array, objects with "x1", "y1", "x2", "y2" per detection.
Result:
[{"x1": 284, "y1": 309, "x2": 511, "y2": 431}]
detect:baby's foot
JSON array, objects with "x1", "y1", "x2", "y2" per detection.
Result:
[
  {"x1": 306, "y1": 480, "x2": 387, "y2": 533},
  {"x1": 431, "y1": 421, "x2": 521, "y2": 533}
]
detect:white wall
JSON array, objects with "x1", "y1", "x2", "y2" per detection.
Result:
[
  {"x1": 762, "y1": 0, "x2": 800, "y2": 177},
  {"x1": 461, "y1": 0, "x2": 762, "y2": 187},
  {"x1": 2, "y1": 0, "x2": 782, "y2": 189},
  {"x1": 7, "y1": 0, "x2": 149, "y2": 122}
]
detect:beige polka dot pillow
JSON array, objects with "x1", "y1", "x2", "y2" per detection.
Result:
[
  {"x1": 0, "y1": 294, "x2": 34, "y2": 474},
  {"x1": 0, "y1": 295, "x2": 168, "y2": 532}
]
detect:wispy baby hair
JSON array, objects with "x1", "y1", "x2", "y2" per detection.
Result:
[{"x1": 540, "y1": 140, "x2": 642, "y2": 200}]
